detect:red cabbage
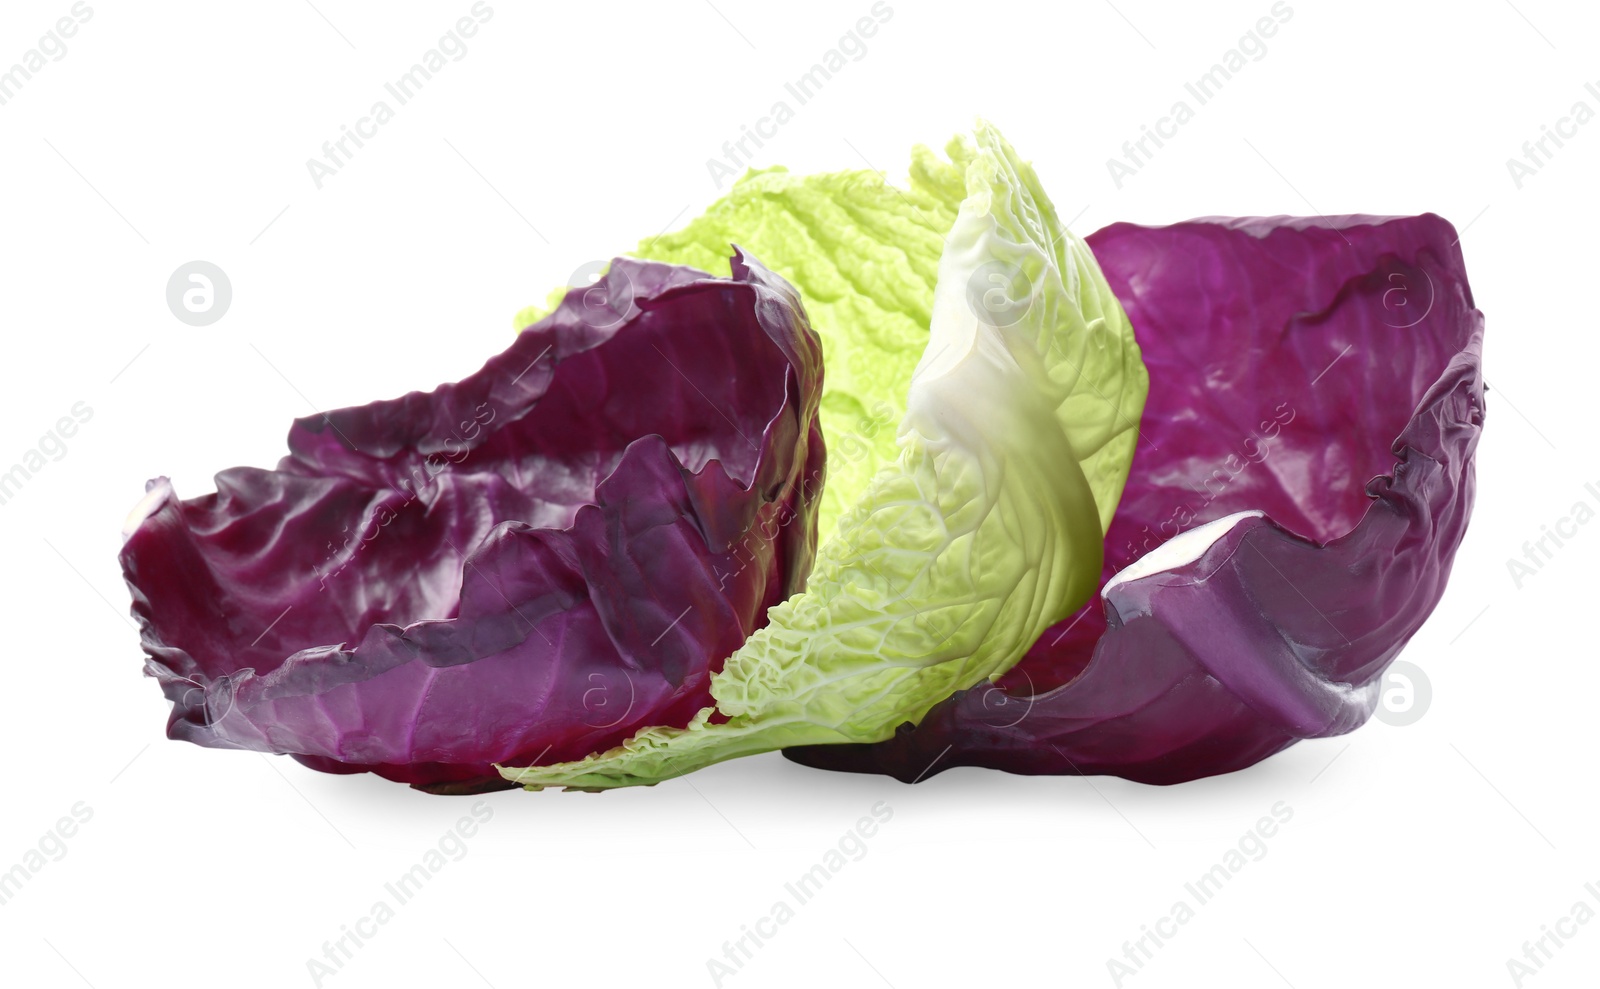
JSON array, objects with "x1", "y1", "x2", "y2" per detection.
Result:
[
  {"x1": 785, "y1": 213, "x2": 1484, "y2": 784},
  {"x1": 121, "y1": 252, "x2": 825, "y2": 793}
]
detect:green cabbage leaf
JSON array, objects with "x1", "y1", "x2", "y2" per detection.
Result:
[{"x1": 500, "y1": 123, "x2": 1147, "y2": 790}]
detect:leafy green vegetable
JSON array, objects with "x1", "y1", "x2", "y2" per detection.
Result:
[{"x1": 500, "y1": 123, "x2": 1148, "y2": 790}]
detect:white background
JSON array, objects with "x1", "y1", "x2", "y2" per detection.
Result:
[{"x1": 0, "y1": 1, "x2": 1594, "y2": 987}]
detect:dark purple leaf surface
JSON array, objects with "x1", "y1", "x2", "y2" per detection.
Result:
[
  {"x1": 786, "y1": 214, "x2": 1484, "y2": 784},
  {"x1": 122, "y1": 251, "x2": 825, "y2": 792}
]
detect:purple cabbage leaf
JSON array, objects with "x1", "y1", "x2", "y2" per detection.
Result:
[
  {"x1": 120, "y1": 252, "x2": 825, "y2": 793},
  {"x1": 786, "y1": 213, "x2": 1485, "y2": 784}
]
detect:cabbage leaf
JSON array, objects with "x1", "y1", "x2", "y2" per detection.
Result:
[{"x1": 500, "y1": 123, "x2": 1148, "y2": 790}]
